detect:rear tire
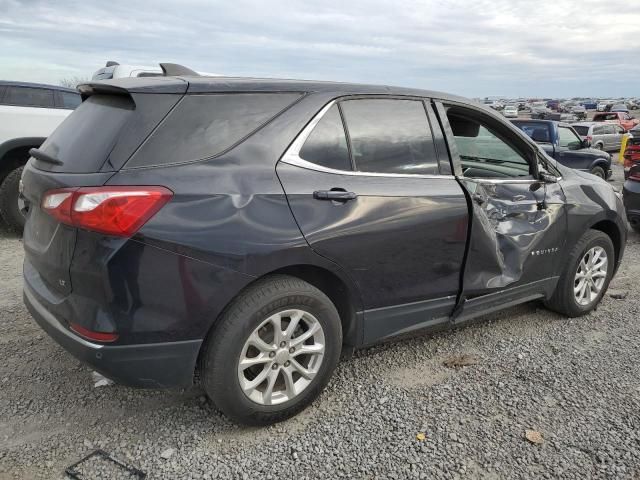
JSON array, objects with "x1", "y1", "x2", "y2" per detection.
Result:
[
  {"x1": 594, "y1": 142, "x2": 604, "y2": 151},
  {"x1": 200, "y1": 275, "x2": 342, "y2": 425},
  {"x1": 590, "y1": 166, "x2": 606, "y2": 179},
  {"x1": 545, "y1": 230, "x2": 614, "y2": 317},
  {"x1": 0, "y1": 167, "x2": 25, "y2": 233}
]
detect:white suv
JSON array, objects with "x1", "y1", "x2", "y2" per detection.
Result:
[{"x1": 0, "y1": 81, "x2": 81, "y2": 231}]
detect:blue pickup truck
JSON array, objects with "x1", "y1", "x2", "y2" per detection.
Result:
[{"x1": 512, "y1": 120, "x2": 612, "y2": 179}]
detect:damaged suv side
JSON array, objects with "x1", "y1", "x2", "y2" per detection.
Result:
[{"x1": 22, "y1": 75, "x2": 626, "y2": 425}]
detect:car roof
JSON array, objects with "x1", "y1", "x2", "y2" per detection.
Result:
[
  {"x1": 0, "y1": 80, "x2": 78, "y2": 94},
  {"x1": 82, "y1": 75, "x2": 470, "y2": 103}
]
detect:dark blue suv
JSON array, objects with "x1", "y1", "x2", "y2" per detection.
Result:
[{"x1": 22, "y1": 69, "x2": 627, "y2": 425}]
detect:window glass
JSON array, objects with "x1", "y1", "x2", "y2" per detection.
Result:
[
  {"x1": 128, "y1": 93, "x2": 302, "y2": 167},
  {"x1": 573, "y1": 125, "x2": 589, "y2": 136},
  {"x1": 299, "y1": 105, "x2": 351, "y2": 171},
  {"x1": 558, "y1": 127, "x2": 582, "y2": 149},
  {"x1": 603, "y1": 125, "x2": 615, "y2": 134},
  {"x1": 4, "y1": 86, "x2": 54, "y2": 107},
  {"x1": 340, "y1": 99, "x2": 438, "y2": 175},
  {"x1": 37, "y1": 95, "x2": 134, "y2": 172},
  {"x1": 447, "y1": 110, "x2": 530, "y2": 178},
  {"x1": 58, "y1": 91, "x2": 81, "y2": 109}
]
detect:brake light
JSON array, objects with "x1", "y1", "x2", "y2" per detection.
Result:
[
  {"x1": 586, "y1": 135, "x2": 592, "y2": 143},
  {"x1": 70, "y1": 322, "x2": 119, "y2": 342},
  {"x1": 41, "y1": 186, "x2": 173, "y2": 236}
]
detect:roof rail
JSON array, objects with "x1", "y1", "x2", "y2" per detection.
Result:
[{"x1": 159, "y1": 63, "x2": 199, "y2": 77}]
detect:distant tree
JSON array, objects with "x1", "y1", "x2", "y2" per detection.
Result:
[{"x1": 59, "y1": 76, "x2": 89, "y2": 88}]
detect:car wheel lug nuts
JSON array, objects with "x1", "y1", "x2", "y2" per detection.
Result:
[
  {"x1": 284, "y1": 361, "x2": 290, "y2": 367},
  {"x1": 280, "y1": 341, "x2": 286, "y2": 348},
  {"x1": 269, "y1": 351, "x2": 275, "y2": 358},
  {"x1": 289, "y1": 347, "x2": 295, "y2": 353},
  {"x1": 272, "y1": 363, "x2": 278, "y2": 370}
]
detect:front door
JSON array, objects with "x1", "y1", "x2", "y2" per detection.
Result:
[
  {"x1": 434, "y1": 101, "x2": 567, "y2": 316},
  {"x1": 277, "y1": 98, "x2": 469, "y2": 343}
]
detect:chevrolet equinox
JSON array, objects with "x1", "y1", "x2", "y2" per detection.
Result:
[{"x1": 22, "y1": 65, "x2": 627, "y2": 425}]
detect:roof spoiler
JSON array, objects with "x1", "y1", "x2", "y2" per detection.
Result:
[{"x1": 159, "y1": 63, "x2": 199, "y2": 77}]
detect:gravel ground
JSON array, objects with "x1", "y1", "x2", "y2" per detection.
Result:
[{"x1": 1, "y1": 162, "x2": 639, "y2": 479}]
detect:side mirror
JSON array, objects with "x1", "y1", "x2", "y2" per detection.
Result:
[
  {"x1": 539, "y1": 172, "x2": 558, "y2": 183},
  {"x1": 582, "y1": 139, "x2": 591, "y2": 148}
]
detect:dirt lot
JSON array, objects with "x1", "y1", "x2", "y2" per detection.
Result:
[{"x1": 1, "y1": 161, "x2": 639, "y2": 479}]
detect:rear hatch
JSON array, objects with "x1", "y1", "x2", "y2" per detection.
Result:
[{"x1": 22, "y1": 78, "x2": 187, "y2": 298}]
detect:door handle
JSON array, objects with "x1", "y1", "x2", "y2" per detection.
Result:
[{"x1": 313, "y1": 189, "x2": 357, "y2": 201}]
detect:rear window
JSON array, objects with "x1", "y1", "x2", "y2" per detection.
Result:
[
  {"x1": 127, "y1": 93, "x2": 302, "y2": 168},
  {"x1": 573, "y1": 125, "x2": 589, "y2": 136},
  {"x1": 35, "y1": 95, "x2": 135, "y2": 172}
]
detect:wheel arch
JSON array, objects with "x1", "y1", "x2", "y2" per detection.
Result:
[
  {"x1": 0, "y1": 137, "x2": 45, "y2": 180},
  {"x1": 589, "y1": 219, "x2": 623, "y2": 269},
  {"x1": 194, "y1": 263, "x2": 362, "y2": 385},
  {"x1": 266, "y1": 264, "x2": 362, "y2": 348}
]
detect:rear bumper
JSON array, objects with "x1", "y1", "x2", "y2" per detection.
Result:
[{"x1": 24, "y1": 281, "x2": 202, "y2": 388}]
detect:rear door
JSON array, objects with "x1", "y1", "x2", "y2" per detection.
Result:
[
  {"x1": 434, "y1": 101, "x2": 567, "y2": 316},
  {"x1": 277, "y1": 97, "x2": 469, "y2": 343}
]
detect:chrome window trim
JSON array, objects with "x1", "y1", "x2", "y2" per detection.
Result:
[{"x1": 281, "y1": 100, "x2": 454, "y2": 180}]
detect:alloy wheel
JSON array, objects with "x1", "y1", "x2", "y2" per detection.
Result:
[
  {"x1": 574, "y1": 246, "x2": 608, "y2": 306},
  {"x1": 237, "y1": 309, "x2": 325, "y2": 405}
]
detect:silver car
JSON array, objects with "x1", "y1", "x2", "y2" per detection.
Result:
[{"x1": 572, "y1": 122, "x2": 625, "y2": 151}]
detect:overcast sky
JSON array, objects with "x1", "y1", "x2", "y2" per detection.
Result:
[{"x1": 1, "y1": 0, "x2": 639, "y2": 98}]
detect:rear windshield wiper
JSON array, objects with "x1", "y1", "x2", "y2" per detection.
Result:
[{"x1": 29, "y1": 148, "x2": 63, "y2": 166}]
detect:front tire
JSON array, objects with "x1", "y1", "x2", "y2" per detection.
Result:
[
  {"x1": 0, "y1": 166, "x2": 25, "y2": 233},
  {"x1": 200, "y1": 275, "x2": 342, "y2": 425},
  {"x1": 545, "y1": 230, "x2": 614, "y2": 317},
  {"x1": 590, "y1": 166, "x2": 606, "y2": 179}
]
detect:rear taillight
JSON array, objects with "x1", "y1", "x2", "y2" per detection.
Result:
[
  {"x1": 70, "y1": 322, "x2": 119, "y2": 342},
  {"x1": 41, "y1": 186, "x2": 173, "y2": 236},
  {"x1": 586, "y1": 135, "x2": 592, "y2": 143}
]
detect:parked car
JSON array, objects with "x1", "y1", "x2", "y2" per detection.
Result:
[
  {"x1": 546, "y1": 100, "x2": 560, "y2": 110},
  {"x1": 511, "y1": 120, "x2": 612, "y2": 178},
  {"x1": 593, "y1": 111, "x2": 640, "y2": 132},
  {"x1": 572, "y1": 122, "x2": 625, "y2": 152},
  {"x1": 530, "y1": 103, "x2": 551, "y2": 119},
  {"x1": 597, "y1": 102, "x2": 609, "y2": 112},
  {"x1": 503, "y1": 105, "x2": 519, "y2": 118},
  {"x1": 91, "y1": 61, "x2": 218, "y2": 80},
  {"x1": 0, "y1": 81, "x2": 81, "y2": 231},
  {"x1": 581, "y1": 100, "x2": 598, "y2": 110},
  {"x1": 92, "y1": 61, "x2": 163, "y2": 80},
  {"x1": 623, "y1": 163, "x2": 640, "y2": 232},
  {"x1": 622, "y1": 125, "x2": 640, "y2": 178},
  {"x1": 611, "y1": 104, "x2": 629, "y2": 113},
  {"x1": 22, "y1": 68, "x2": 627, "y2": 425},
  {"x1": 571, "y1": 105, "x2": 587, "y2": 120}
]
